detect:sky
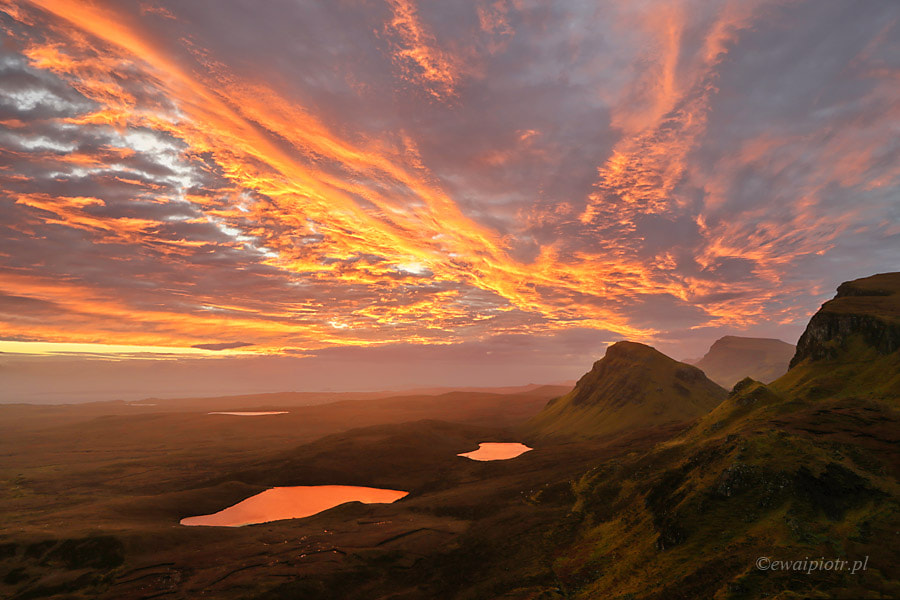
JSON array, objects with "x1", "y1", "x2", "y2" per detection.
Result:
[{"x1": 1, "y1": 0, "x2": 899, "y2": 401}]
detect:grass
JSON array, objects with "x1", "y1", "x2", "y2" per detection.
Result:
[{"x1": 529, "y1": 341, "x2": 727, "y2": 439}]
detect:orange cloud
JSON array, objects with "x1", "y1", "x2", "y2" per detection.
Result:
[
  {"x1": 4, "y1": 0, "x2": 897, "y2": 361},
  {"x1": 5, "y1": 0, "x2": 655, "y2": 352},
  {"x1": 385, "y1": 0, "x2": 462, "y2": 99}
]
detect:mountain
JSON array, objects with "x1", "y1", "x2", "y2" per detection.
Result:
[
  {"x1": 534, "y1": 273, "x2": 900, "y2": 599},
  {"x1": 778, "y1": 271, "x2": 900, "y2": 399},
  {"x1": 693, "y1": 335, "x2": 795, "y2": 388},
  {"x1": 530, "y1": 341, "x2": 727, "y2": 438}
]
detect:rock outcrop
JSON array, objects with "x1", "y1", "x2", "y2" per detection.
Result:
[{"x1": 790, "y1": 272, "x2": 900, "y2": 367}]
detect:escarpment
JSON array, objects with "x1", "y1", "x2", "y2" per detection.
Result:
[{"x1": 790, "y1": 273, "x2": 900, "y2": 367}]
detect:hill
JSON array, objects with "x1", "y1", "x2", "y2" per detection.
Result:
[
  {"x1": 530, "y1": 341, "x2": 727, "y2": 439},
  {"x1": 777, "y1": 271, "x2": 900, "y2": 400},
  {"x1": 693, "y1": 335, "x2": 795, "y2": 388},
  {"x1": 532, "y1": 273, "x2": 900, "y2": 599}
]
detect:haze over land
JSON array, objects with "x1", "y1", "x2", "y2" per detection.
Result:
[
  {"x1": 2, "y1": 1, "x2": 900, "y2": 401},
  {"x1": 692, "y1": 336, "x2": 795, "y2": 388}
]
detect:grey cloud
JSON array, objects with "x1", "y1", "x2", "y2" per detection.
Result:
[
  {"x1": 0, "y1": 292, "x2": 63, "y2": 316},
  {"x1": 191, "y1": 341, "x2": 254, "y2": 351}
]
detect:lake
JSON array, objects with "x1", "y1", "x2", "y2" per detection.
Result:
[
  {"x1": 180, "y1": 485, "x2": 409, "y2": 527},
  {"x1": 457, "y1": 442, "x2": 533, "y2": 461},
  {"x1": 207, "y1": 411, "x2": 289, "y2": 416}
]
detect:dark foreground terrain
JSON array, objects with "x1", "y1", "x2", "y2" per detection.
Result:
[{"x1": 1, "y1": 273, "x2": 899, "y2": 599}]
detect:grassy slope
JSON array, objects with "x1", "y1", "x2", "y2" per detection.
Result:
[
  {"x1": 554, "y1": 391, "x2": 900, "y2": 600},
  {"x1": 776, "y1": 338, "x2": 900, "y2": 401},
  {"x1": 530, "y1": 342, "x2": 727, "y2": 439},
  {"x1": 532, "y1": 274, "x2": 900, "y2": 600}
]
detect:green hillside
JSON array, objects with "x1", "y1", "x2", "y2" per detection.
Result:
[
  {"x1": 532, "y1": 273, "x2": 900, "y2": 599},
  {"x1": 530, "y1": 341, "x2": 727, "y2": 439},
  {"x1": 778, "y1": 272, "x2": 900, "y2": 401}
]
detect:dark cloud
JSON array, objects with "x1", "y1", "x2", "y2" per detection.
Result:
[
  {"x1": 191, "y1": 341, "x2": 254, "y2": 351},
  {"x1": 0, "y1": 292, "x2": 62, "y2": 315}
]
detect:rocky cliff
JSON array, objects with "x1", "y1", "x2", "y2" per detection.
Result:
[{"x1": 790, "y1": 273, "x2": 900, "y2": 367}]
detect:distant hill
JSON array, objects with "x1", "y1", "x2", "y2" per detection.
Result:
[
  {"x1": 693, "y1": 335, "x2": 795, "y2": 388},
  {"x1": 529, "y1": 341, "x2": 727, "y2": 438},
  {"x1": 133, "y1": 383, "x2": 572, "y2": 412}
]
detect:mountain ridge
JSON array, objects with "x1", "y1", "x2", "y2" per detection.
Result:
[
  {"x1": 693, "y1": 335, "x2": 795, "y2": 388},
  {"x1": 529, "y1": 341, "x2": 727, "y2": 439},
  {"x1": 791, "y1": 272, "x2": 900, "y2": 367},
  {"x1": 537, "y1": 272, "x2": 900, "y2": 599}
]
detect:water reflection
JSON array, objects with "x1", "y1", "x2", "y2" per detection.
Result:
[
  {"x1": 457, "y1": 442, "x2": 532, "y2": 461},
  {"x1": 207, "y1": 411, "x2": 288, "y2": 416},
  {"x1": 180, "y1": 485, "x2": 409, "y2": 527}
]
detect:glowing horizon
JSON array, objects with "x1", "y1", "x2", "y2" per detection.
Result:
[{"x1": 0, "y1": 339, "x2": 260, "y2": 357}]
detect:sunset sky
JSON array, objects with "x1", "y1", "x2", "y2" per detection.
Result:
[{"x1": 2, "y1": 0, "x2": 899, "y2": 401}]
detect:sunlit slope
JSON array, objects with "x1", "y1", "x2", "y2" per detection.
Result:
[
  {"x1": 543, "y1": 273, "x2": 900, "y2": 599},
  {"x1": 529, "y1": 341, "x2": 727, "y2": 439},
  {"x1": 693, "y1": 335, "x2": 795, "y2": 388}
]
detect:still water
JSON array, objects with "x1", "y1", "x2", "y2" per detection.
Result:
[
  {"x1": 457, "y1": 442, "x2": 532, "y2": 461},
  {"x1": 180, "y1": 485, "x2": 409, "y2": 527},
  {"x1": 207, "y1": 411, "x2": 288, "y2": 416}
]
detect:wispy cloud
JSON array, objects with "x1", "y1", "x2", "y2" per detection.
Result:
[
  {"x1": 1, "y1": 0, "x2": 898, "y2": 371},
  {"x1": 384, "y1": 0, "x2": 463, "y2": 99}
]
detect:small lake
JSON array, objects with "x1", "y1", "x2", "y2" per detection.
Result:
[
  {"x1": 457, "y1": 442, "x2": 533, "y2": 461},
  {"x1": 207, "y1": 411, "x2": 288, "y2": 416},
  {"x1": 180, "y1": 485, "x2": 409, "y2": 527}
]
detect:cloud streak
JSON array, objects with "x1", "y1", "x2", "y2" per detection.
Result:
[{"x1": 0, "y1": 0, "x2": 898, "y2": 382}]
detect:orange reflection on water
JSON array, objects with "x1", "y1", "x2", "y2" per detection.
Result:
[
  {"x1": 207, "y1": 411, "x2": 289, "y2": 416},
  {"x1": 457, "y1": 442, "x2": 532, "y2": 461},
  {"x1": 180, "y1": 485, "x2": 409, "y2": 527}
]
